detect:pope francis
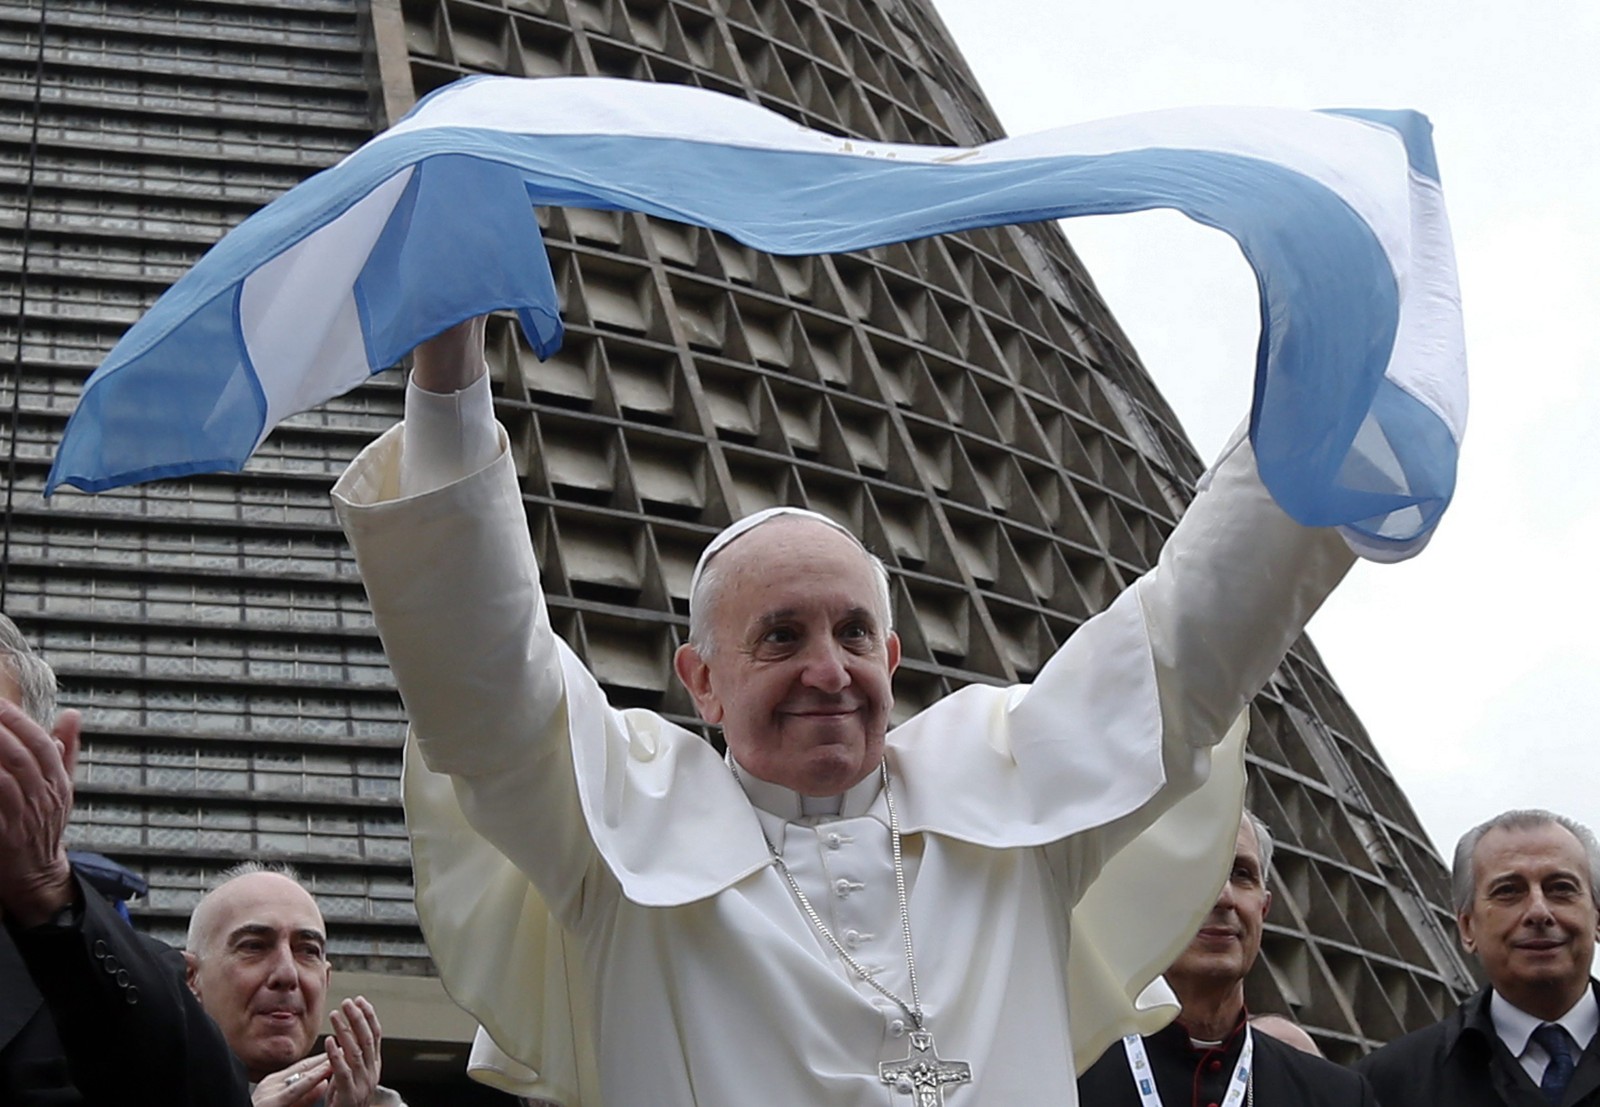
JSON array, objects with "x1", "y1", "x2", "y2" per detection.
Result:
[{"x1": 331, "y1": 318, "x2": 1356, "y2": 1106}]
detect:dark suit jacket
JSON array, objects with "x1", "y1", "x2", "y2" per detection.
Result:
[
  {"x1": 1077, "y1": 1012, "x2": 1377, "y2": 1106},
  {"x1": 1358, "y1": 983, "x2": 1600, "y2": 1107},
  {"x1": 0, "y1": 926, "x2": 73, "y2": 1106},
  {"x1": 1, "y1": 873, "x2": 251, "y2": 1107}
]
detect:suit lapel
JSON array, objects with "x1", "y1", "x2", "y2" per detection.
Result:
[{"x1": 1564, "y1": 1018, "x2": 1600, "y2": 1105}]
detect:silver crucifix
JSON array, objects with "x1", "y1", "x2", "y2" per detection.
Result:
[{"x1": 879, "y1": 1029, "x2": 972, "y2": 1106}]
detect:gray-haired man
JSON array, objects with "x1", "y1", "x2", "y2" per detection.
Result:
[{"x1": 1359, "y1": 809, "x2": 1600, "y2": 1106}]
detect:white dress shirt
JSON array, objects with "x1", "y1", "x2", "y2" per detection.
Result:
[{"x1": 1490, "y1": 986, "x2": 1598, "y2": 1084}]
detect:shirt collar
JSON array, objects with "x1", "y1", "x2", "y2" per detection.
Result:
[
  {"x1": 729, "y1": 754, "x2": 884, "y2": 824},
  {"x1": 1175, "y1": 1005, "x2": 1250, "y2": 1055},
  {"x1": 1490, "y1": 985, "x2": 1600, "y2": 1056}
]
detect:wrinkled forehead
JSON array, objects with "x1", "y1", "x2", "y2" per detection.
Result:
[
  {"x1": 1474, "y1": 822, "x2": 1588, "y2": 884},
  {"x1": 198, "y1": 874, "x2": 325, "y2": 948},
  {"x1": 690, "y1": 507, "x2": 867, "y2": 598}
]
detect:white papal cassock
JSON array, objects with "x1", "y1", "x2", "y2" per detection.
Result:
[{"x1": 331, "y1": 374, "x2": 1354, "y2": 1107}]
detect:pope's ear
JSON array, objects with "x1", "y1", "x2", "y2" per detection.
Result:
[{"x1": 673, "y1": 643, "x2": 723, "y2": 725}]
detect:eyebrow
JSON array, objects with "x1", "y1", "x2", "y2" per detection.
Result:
[
  {"x1": 1487, "y1": 867, "x2": 1581, "y2": 883},
  {"x1": 226, "y1": 923, "x2": 327, "y2": 948},
  {"x1": 1539, "y1": 870, "x2": 1585, "y2": 884},
  {"x1": 755, "y1": 605, "x2": 879, "y2": 628}
]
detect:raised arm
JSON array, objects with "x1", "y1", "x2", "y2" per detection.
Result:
[
  {"x1": 1008, "y1": 426, "x2": 1355, "y2": 892},
  {"x1": 332, "y1": 318, "x2": 610, "y2": 927},
  {"x1": 1137, "y1": 427, "x2": 1356, "y2": 759}
]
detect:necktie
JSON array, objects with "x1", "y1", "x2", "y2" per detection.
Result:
[{"x1": 1532, "y1": 1023, "x2": 1577, "y2": 1104}]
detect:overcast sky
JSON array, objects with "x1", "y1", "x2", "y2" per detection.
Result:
[{"x1": 931, "y1": 0, "x2": 1600, "y2": 862}]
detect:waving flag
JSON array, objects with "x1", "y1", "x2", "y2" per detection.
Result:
[{"x1": 46, "y1": 76, "x2": 1465, "y2": 560}]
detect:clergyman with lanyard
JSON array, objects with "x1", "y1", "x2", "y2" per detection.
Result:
[{"x1": 1076, "y1": 812, "x2": 1377, "y2": 1106}]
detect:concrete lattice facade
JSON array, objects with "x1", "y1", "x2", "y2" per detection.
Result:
[{"x1": 1, "y1": 0, "x2": 1475, "y2": 1090}]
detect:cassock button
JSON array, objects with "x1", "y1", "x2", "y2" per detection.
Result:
[
  {"x1": 888, "y1": 1019, "x2": 906, "y2": 1038},
  {"x1": 843, "y1": 929, "x2": 863, "y2": 948},
  {"x1": 1207, "y1": 1101, "x2": 1220, "y2": 1107},
  {"x1": 834, "y1": 878, "x2": 853, "y2": 896},
  {"x1": 826, "y1": 833, "x2": 843, "y2": 850},
  {"x1": 102, "y1": 955, "x2": 123, "y2": 974},
  {"x1": 125, "y1": 985, "x2": 140, "y2": 1005},
  {"x1": 92, "y1": 940, "x2": 109, "y2": 960},
  {"x1": 1207, "y1": 1059, "x2": 1223, "y2": 1072}
]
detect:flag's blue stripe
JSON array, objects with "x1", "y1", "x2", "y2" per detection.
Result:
[
  {"x1": 50, "y1": 121, "x2": 1449, "y2": 549},
  {"x1": 353, "y1": 153, "x2": 562, "y2": 369},
  {"x1": 1347, "y1": 376, "x2": 1459, "y2": 538},
  {"x1": 52, "y1": 283, "x2": 268, "y2": 490}
]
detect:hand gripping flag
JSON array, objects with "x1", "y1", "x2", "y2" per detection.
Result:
[{"x1": 46, "y1": 76, "x2": 1466, "y2": 560}]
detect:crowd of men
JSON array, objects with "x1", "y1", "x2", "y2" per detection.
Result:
[{"x1": 2, "y1": 321, "x2": 1594, "y2": 1107}]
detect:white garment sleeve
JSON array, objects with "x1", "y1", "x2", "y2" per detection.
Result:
[
  {"x1": 1043, "y1": 428, "x2": 1357, "y2": 899},
  {"x1": 332, "y1": 388, "x2": 611, "y2": 929}
]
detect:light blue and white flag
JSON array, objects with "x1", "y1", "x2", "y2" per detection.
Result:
[{"x1": 46, "y1": 76, "x2": 1465, "y2": 560}]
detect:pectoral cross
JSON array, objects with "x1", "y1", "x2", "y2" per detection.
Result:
[{"x1": 879, "y1": 1029, "x2": 972, "y2": 1106}]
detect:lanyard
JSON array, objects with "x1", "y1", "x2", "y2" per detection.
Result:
[{"x1": 1121, "y1": 1027, "x2": 1254, "y2": 1107}]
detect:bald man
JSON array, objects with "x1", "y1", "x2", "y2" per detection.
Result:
[
  {"x1": 1252, "y1": 1013, "x2": 1324, "y2": 1056},
  {"x1": 184, "y1": 865, "x2": 389, "y2": 1107}
]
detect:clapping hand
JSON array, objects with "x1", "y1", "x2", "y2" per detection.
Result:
[
  {"x1": 252, "y1": 1054, "x2": 332, "y2": 1107},
  {"x1": 0, "y1": 699, "x2": 82, "y2": 927},
  {"x1": 325, "y1": 996, "x2": 383, "y2": 1107}
]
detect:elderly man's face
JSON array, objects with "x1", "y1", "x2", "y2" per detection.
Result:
[
  {"x1": 674, "y1": 518, "x2": 900, "y2": 796},
  {"x1": 1458, "y1": 822, "x2": 1599, "y2": 1017},
  {"x1": 1168, "y1": 819, "x2": 1272, "y2": 990},
  {"x1": 184, "y1": 873, "x2": 331, "y2": 1081}
]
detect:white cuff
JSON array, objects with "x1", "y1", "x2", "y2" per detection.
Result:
[{"x1": 400, "y1": 373, "x2": 500, "y2": 497}]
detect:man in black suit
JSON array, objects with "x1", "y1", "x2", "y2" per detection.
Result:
[
  {"x1": 1359, "y1": 809, "x2": 1600, "y2": 1106},
  {"x1": 0, "y1": 613, "x2": 251, "y2": 1107},
  {"x1": 1077, "y1": 811, "x2": 1376, "y2": 1105}
]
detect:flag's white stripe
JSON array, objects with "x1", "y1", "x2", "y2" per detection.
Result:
[
  {"x1": 240, "y1": 168, "x2": 415, "y2": 438},
  {"x1": 1385, "y1": 170, "x2": 1466, "y2": 436}
]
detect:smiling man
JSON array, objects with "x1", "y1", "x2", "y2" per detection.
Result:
[
  {"x1": 1076, "y1": 813, "x2": 1375, "y2": 1105},
  {"x1": 328, "y1": 318, "x2": 1369, "y2": 1107},
  {"x1": 1358, "y1": 810, "x2": 1600, "y2": 1107},
  {"x1": 672, "y1": 508, "x2": 901, "y2": 798},
  {"x1": 183, "y1": 865, "x2": 387, "y2": 1107}
]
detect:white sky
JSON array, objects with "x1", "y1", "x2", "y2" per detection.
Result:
[{"x1": 932, "y1": 0, "x2": 1600, "y2": 861}]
